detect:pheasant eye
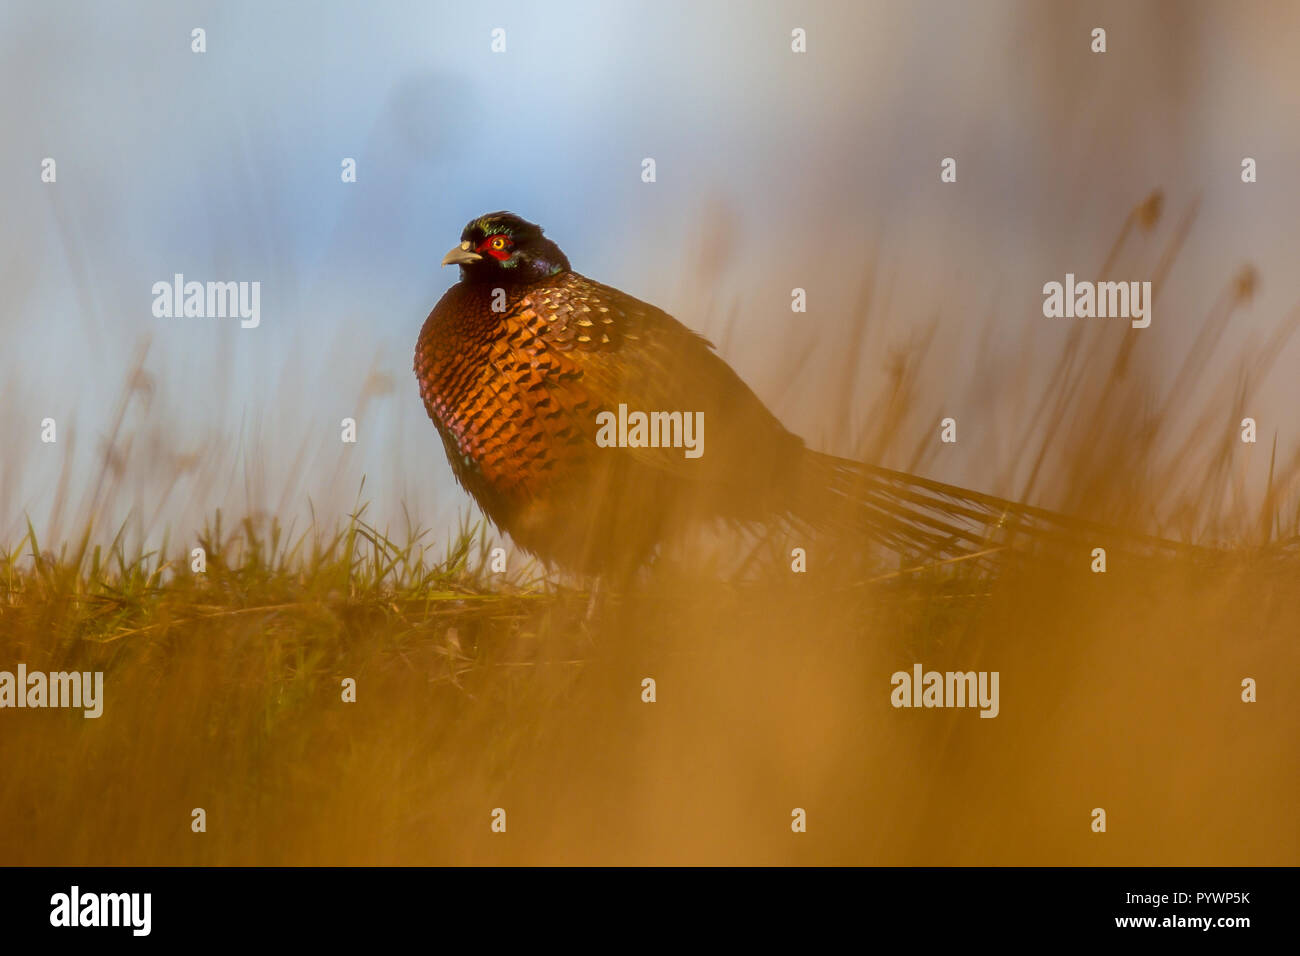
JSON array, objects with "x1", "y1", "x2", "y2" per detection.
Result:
[{"x1": 475, "y1": 234, "x2": 513, "y2": 261}]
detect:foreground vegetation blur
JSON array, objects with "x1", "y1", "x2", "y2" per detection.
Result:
[{"x1": 1, "y1": 195, "x2": 1297, "y2": 863}]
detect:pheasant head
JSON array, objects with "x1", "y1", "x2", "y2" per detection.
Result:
[{"x1": 440, "y1": 211, "x2": 571, "y2": 286}]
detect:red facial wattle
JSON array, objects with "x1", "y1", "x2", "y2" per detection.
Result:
[{"x1": 476, "y1": 235, "x2": 513, "y2": 261}]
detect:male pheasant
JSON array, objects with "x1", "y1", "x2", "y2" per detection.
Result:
[{"x1": 414, "y1": 212, "x2": 1166, "y2": 578}]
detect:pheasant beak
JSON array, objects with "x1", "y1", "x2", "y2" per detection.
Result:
[{"x1": 442, "y1": 241, "x2": 483, "y2": 267}]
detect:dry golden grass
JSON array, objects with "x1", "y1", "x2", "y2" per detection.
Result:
[{"x1": 1, "y1": 194, "x2": 1297, "y2": 864}]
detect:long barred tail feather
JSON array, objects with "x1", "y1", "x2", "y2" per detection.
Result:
[{"x1": 795, "y1": 451, "x2": 1204, "y2": 567}]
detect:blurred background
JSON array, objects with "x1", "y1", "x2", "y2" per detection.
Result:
[
  {"x1": 1, "y1": 1, "x2": 1297, "y2": 867},
  {"x1": 4, "y1": 0, "x2": 1299, "y2": 551}
]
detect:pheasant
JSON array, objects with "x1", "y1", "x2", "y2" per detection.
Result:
[{"x1": 414, "y1": 212, "x2": 1176, "y2": 579}]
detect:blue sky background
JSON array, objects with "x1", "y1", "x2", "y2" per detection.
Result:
[{"x1": 4, "y1": 0, "x2": 1299, "y2": 551}]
